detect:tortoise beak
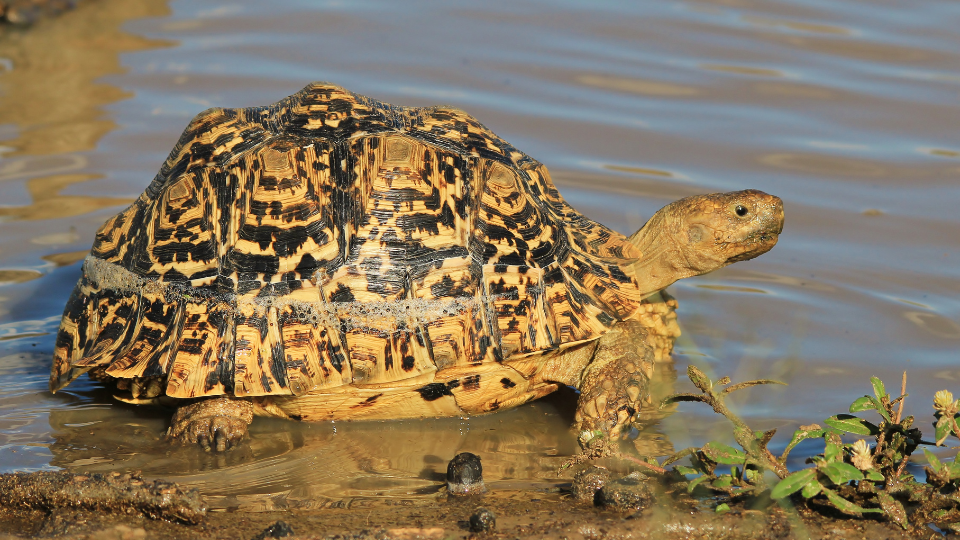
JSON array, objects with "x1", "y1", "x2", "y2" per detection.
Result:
[{"x1": 727, "y1": 192, "x2": 783, "y2": 263}]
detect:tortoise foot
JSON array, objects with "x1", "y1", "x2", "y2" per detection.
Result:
[
  {"x1": 166, "y1": 397, "x2": 254, "y2": 452},
  {"x1": 574, "y1": 320, "x2": 652, "y2": 448}
]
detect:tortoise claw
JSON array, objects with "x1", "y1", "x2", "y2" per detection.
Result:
[{"x1": 166, "y1": 398, "x2": 254, "y2": 452}]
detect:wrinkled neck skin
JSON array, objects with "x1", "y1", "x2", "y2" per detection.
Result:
[{"x1": 627, "y1": 208, "x2": 718, "y2": 298}]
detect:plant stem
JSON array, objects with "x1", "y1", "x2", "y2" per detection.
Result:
[{"x1": 895, "y1": 371, "x2": 907, "y2": 424}]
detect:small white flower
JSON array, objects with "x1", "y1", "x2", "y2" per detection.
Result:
[
  {"x1": 934, "y1": 390, "x2": 958, "y2": 415},
  {"x1": 851, "y1": 439, "x2": 873, "y2": 471}
]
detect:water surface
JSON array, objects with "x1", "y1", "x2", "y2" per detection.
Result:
[{"x1": 1, "y1": 0, "x2": 958, "y2": 507}]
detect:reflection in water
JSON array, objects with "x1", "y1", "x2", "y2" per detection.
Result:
[
  {"x1": 40, "y1": 250, "x2": 89, "y2": 268},
  {"x1": 45, "y1": 368, "x2": 680, "y2": 509},
  {"x1": 0, "y1": 172, "x2": 133, "y2": 222},
  {"x1": 740, "y1": 15, "x2": 853, "y2": 36},
  {"x1": 47, "y1": 401, "x2": 577, "y2": 509},
  {"x1": 923, "y1": 148, "x2": 960, "y2": 159},
  {"x1": 0, "y1": 1, "x2": 169, "y2": 156},
  {"x1": 603, "y1": 164, "x2": 677, "y2": 179},
  {"x1": 30, "y1": 230, "x2": 79, "y2": 246},
  {"x1": 699, "y1": 64, "x2": 786, "y2": 78},
  {"x1": 0, "y1": 0, "x2": 170, "y2": 474},
  {"x1": 758, "y1": 152, "x2": 887, "y2": 178},
  {"x1": 753, "y1": 81, "x2": 835, "y2": 99},
  {"x1": 903, "y1": 312, "x2": 960, "y2": 340},
  {"x1": 577, "y1": 74, "x2": 700, "y2": 97},
  {"x1": 0, "y1": 270, "x2": 42, "y2": 284},
  {"x1": 0, "y1": 0, "x2": 168, "y2": 226},
  {"x1": 695, "y1": 284, "x2": 768, "y2": 294}
]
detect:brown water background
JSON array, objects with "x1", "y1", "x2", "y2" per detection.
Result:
[{"x1": 0, "y1": 0, "x2": 958, "y2": 509}]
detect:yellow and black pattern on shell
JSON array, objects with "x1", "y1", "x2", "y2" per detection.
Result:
[{"x1": 50, "y1": 82, "x2": 642, "y2": 404}]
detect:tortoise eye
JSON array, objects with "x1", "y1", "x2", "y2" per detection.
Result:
[{"x1": 735, "y1": 205, "x2": 748, "y2": 217}]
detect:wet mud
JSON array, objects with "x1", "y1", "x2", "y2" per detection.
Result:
[
  {"x1": 0, "y1": 471, "x2": 204, "y2": 524},
  {"x1": 0, "y1": 469, "x2": 922, "y2": 540}
]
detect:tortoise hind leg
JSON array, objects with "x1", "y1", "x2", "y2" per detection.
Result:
[
  {"x1": 166, "y1": 397, "x2": 254, "y2": 452},
  {"x1": 575, "y1": 320, "x2": 653, "y2": 446}
]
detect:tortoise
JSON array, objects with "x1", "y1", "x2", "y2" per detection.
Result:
[{"x1": 49, "y1": 82, "x2": 784, "y2": 452}]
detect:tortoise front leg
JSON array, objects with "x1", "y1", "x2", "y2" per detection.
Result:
[
  {"x1": 166, "y1": 397, "x2": 254, "y2": 452},
  {"x1": 575, "y1": 320, "x2": 653, "y2": 445}
]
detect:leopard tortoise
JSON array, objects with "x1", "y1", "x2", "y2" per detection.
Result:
[{"x1": 49, "y1": 82, "x2": 784, "y2": 451}]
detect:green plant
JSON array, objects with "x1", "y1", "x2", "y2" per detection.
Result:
[{"x1": 641, "y1": 366, "x2": 960, "y2": 533}]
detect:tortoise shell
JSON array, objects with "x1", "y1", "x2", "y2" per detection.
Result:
[{"x1": 50, "y1": 82, "x2": 644, "y2": 402}]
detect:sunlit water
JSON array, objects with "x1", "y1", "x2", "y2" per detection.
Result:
[{"x1": 0, "y1": 0, "x2": 958, "y2": 509}]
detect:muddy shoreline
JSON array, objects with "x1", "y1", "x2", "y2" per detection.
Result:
[{"x1": 0, "y1": 470, "x2": 924, "y2": 539}]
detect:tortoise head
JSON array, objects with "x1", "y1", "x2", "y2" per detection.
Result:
[{"x1": 627, "y1": 189, "x2": 784, "y2": 297}]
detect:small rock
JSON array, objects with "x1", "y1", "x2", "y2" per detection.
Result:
[
  {"x1": 252, "y1": 520, "x2": 295, "y2": 540},
  {"x1": 570, "y1": 465, "x2": 611, "y2": 501},
  {"x1": 468, "y1": 507, "x2": 496, "y2": 532},
  {"x1": 447, "y1": 452, "x2": 486, "y2": 495},
  {"x1": 595, "y1": 472, "x2": 654, "y2": 510}
]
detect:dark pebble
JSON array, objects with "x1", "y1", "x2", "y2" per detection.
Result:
[
  {"x1": 595, "y1": 472, "x2": 654, "y2": 510},
  {"x1": 447, "y1": 452, "x2": 486, "y2": 495},
  {"x1": 469, "y1": 507, "x2": 496, "y2": 532},
  {"x1": 252, "y1": 520, "x2": 295, "y2": 540},
  {"x1": 570, "y1": 465, "x2": 611, "y2": 501}
]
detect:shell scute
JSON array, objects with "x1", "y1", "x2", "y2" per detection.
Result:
[
  {"x1": 73, "y1": 291, "x2": 139, "y2": 368},
  {"x1": 164, "y1": 301, "x2": 232, "y2": 398},
  {"x1": 104, "y1": 292, "x2": 182, "y2": 379},
  {"x1": 482, "y1": 264, "x2": 557, "y2": 357},
  {"x1": 50, "y1": 82, "x2": 645, "y2": 408},
  {"x1": 232, "y1": 303, "x2": 290, "y2": 397}
]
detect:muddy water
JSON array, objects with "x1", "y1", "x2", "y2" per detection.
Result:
[{"x1": 0, "y1": 0, "x2": 958, "y2": 509}]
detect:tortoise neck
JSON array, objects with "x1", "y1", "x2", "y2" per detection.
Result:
[{"x1": 626, "y1": 208, "x2": 699, "y2": 298}]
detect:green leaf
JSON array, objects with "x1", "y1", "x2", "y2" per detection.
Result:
[
  {"x1": 849, "y1": 396, "x2": 876, "y2": 413},
  {"x1": 712, "y1": 475, "x2": 733, "y2": 489},
  {"x1": 865, "y1": 470, "x2": 885, "y2": 482},
  {"x1": 822, "y1": 487, "x2": 883, "y2": 515},
  {"x1": 702, "y1": 442, "x2": 747, "y2": 465},
  {"x1": 687, "y1": 474, "x2": 711, "y2": 493},
  {"x1": 674, "y1": 465, "x2": 698, "y2": 476},
  {"x1": 780, "y1": 426, "x2": 825, "y2": 460},
  {"x1": 715, "y1": 503, "x2": 731, "y2": 514},
  {"x1": 871, "y1": 376, "x2": 887, "y2": 400},
  {"x1": 936, "y1": 416, "x2": 953, "y2": 446},
  {"x1": 770, "y1": 468, "x2": 817, "y2": 499},
  {"x1": 824, "y1": 414, "x2": 879, "y2": 436},
  {"x1": 824, "y1": 439, "x2": 842, "y2": 462},
  {"x1": 872, "y1": 396, "x2": 892, "y2": 422},
  {"x1": 924, "y1": 448, "x2": 944, "y2": 472},
  {"x1": 821, "y1": 462, "x2": 863, "y2": 485},
  {"x1": 876, "y1": 491, "x2": 908, "y2": 530},
  {"x1": 800, "y1": 478, "x2": 822, "y2": 498}
]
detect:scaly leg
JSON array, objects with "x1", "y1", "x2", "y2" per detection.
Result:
[
  {"x1": 166, "y1": 397, "x2": 253, "y2": 452},
  {"x1": 575, "y1": 320, "x2": 653, "y2": 445}
]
